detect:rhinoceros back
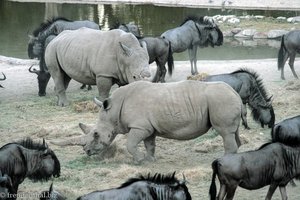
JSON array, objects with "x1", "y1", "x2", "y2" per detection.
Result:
[
  {"x1": 111, "y1": 81, "x2": 242, "y2": 140},
  {"x1": 45, "y1": 28, "x2": 139, "y2": 85}
]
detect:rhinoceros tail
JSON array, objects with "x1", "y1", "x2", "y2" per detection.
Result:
[{"x1": 167, "y1": 41, "x2": 174, "y2": 76}]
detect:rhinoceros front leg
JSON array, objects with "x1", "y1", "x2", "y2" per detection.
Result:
[
  {"x1": 96, "y1": 77, "x2": 113, "y2": 101},
  {"x1": 127, "y1": 128, "x2": 153, "y2": 164}
]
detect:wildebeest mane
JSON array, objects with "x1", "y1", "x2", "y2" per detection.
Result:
[
  {"x1": 231, "y1": 68, "x2": 270, "y2": 100},
  {"x1": 180, "y1": 16, "x2": 215, "y2": 27},
  {"x1": 33, "y1": 17, "x2": 72, "y2": 37},
  {"x1": 17, "y1": 137, "x2": 47, "y2": 151}
]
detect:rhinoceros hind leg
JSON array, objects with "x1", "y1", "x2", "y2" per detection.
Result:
[{"x1": 144, "y1": 134, "x2": 156, "y2": 162}]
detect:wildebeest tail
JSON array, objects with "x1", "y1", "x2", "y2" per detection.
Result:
[
  {"x1": 278, "y1": 35, "x2": 286, "y2": 70},
  {"x1": 209, "y1": 160, "x2": 218, "y2": 200},
  {"x1": 167, "y1": 41, "x2": 174, "y2": 76}
]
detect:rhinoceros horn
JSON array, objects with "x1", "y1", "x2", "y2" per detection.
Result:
[
  {"x1": 50, "y1": 135, "x2": 87, "y2": 146},
  {"x1": 28, "y1": 64, "x2": 40, "y2": 74},
  {"x1": 0, "y1": 72, "x2": 6, "y2": 81}
]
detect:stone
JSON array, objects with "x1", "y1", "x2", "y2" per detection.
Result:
[
  {"x1": 267, "y1": 30, "x2": 288, "y2": 39},
  {"x1": 253, "y1": 32, "x2": 268, "y2": 39}
]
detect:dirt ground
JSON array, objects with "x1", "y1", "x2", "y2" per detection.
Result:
[{"x1": 0, "y1": 55, "x2": 300, "y2": 199}]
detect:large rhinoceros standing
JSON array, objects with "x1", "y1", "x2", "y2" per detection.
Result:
[
  {"x1": 44, "y1": 28, "x2": 151, "y2": 106},
  {"x1": 53, "y1": 80, "x2": 243, "y2": 164}
]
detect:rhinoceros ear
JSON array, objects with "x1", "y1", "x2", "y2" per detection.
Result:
[
  {"x1": 102, "y1": 98, "x2": 112, "y2": 110},
  {"x1": 119, "y1": 42, "x2": 132, "y2": 57},
  {"x1": 79, "y1": 123, "x2": 92, "y2": 135}
]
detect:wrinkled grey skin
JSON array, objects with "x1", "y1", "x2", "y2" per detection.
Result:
[
  {"x1": 75, "y1": 81, "x2": 242, "y2": 164},
  {"x1": 0, "y1": 72, "x2": 6, "y2": 88},
  {"x1": 45, "y1": 28, "x2": 151, "y2": 106}
]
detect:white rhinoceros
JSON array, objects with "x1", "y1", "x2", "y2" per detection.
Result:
[
  {"x1": 53, "y1": 80, "x2": 243, "y2": 164},
  {"x1": 45, "y1": 28, "x2": 151, "y2": 106}
]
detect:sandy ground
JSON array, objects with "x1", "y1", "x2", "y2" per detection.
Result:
[
  {"x1": 9, "y1": 0, "x2": 300, "y2": 10},
  {"x1": 0, "y1": 56, "x2": 300, "y2": 199}
]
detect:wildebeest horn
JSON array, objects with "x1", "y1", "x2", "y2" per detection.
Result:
[
  {"x1": 28, "y1": 64, "x2": 40, "y2": 74},
  {"x1": 140, "y1": 41, "x2": 147, "y2": 51},
  {"x1": 50, "y1": 135, "x2": 87, "y2": 146},
  {"x1": 94, "y1": 97, "x2": 103, "y2": 107},
  {"x1": 43, "y1": 138, "x2": 48, "y2": 149},
  {"x1": 0, "y1": 72, "x2": 6, "y2": 81},
  {"x1": 267, "y1": 95, "x2": 273, "y2": 102}
]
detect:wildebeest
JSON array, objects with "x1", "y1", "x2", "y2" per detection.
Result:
[
  {"x1": 110, "y1": 21, "x2": 141, "y2": 37},
  {"x1": 0, "y1": 171, "x2": 12, "y2": 200},
  {"x1": 53, "y1": 81, "x2": 243, "y2": 163},
  {"x1": 202, "y1": 68, "x2": 275, "y2": 129},
  {"x1": 209, "y1": 142, "x2": 300, "y2": 200},
  {"x1": 278, "y1": 30, "x2": 300, "y2": 80},
  {"x1": 77, "y1": 172, "x2": 191, "y2": 200},
  {"x1": 0, "y1": 138, "x2": 60, "y2": 199},
  {"x1": 45, "y1": 28, "x2": 151, "y2": 106},
  {"x1": 138, "y1": 36, "x2": 174, "y2": 82},
  {"x1": 0, "y1": 72, "x2": 6, "y2": 88},
  {"x1": 161, "y1": 16, "x2": 223, "y2": 75},
  {"x1": 40, "y1": 183, "x2": 66, "y2": 200},
  {"x1": 28, "y1": 17, "x2": 100, "y2": 96},
  {"x1": 271, "y1": 115, "x2": 300, "y2": 146}
]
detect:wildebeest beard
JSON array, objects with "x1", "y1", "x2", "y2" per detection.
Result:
[{"x1": 27, "y1": 151, "x2": 60, "y2": 182}]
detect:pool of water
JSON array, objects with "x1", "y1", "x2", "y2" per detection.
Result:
[{"x1": 0, "y1": 0, "x2": 298, "y2": 60}]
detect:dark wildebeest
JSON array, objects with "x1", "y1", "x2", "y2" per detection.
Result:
[
  {"x1": 271, "y1": 115, "x2": 300, "y2": 146},
  {"x1": 45, "y1": 28, "x2": 151, "y2": 106},
  {"x1": 40, "y1": 183, "x2": 66, "y2": 200},
  {"x1": 52, "y1": 81, "x2": 243, "y2": 164},
  {"x1": 110, "y1": 22, "x2": 174, "y2": 83},
  {"x1": 0, "y1": 171, "x2": 12, "y2": 200},
  {"x1": 138, "y1": 36, "x2": 174, "y2": 82},
  {"x1": 110, "y1": 21, "x2": 141, "y2": 37},
  {"x1": 0, "y1": 138, "x2": 60, "y2": 200},
  {"x1": 277, "y1": 30, "x2": 300, "y2": 80},
  {"x1": 202, "y1": 68, "x2": 275, "y2": 129},
  {"x1": 161, "y1": 16, "x2": 223, "y2": 75},
  {"x1": 77, "y1": 172, "x2": 191, "y2": 200},
  {"x1": 209, "y1": 142, "x2": 300, "y2": 200},
  {"x1": 0, "y1": 72, "x2": 6, "y2": 88},
  {"x1": 28, "y1": 17, "x2": 100, "y2": 96}
]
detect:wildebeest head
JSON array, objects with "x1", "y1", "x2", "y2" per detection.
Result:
[
  {"x1": 0, "y1": 171, "x2": 12, "y2": 200},
  {"x1": 0, "y1": 72, "x2": 6, "y2": 88},
  {"x1": 118, "y1": 37, "x2": 151, "y2": 83},
  {"x1": 28, "y1": 35, "x2": 43, "y2": 59},
  {"x1": 21, "y1": 139, "x2": 61, "y2": 181},
  {"x1": 28, "y1": 65, "x2": 51, "y2": 96},
  {"x1": 204, "y1": 25, "x2": 223, "y2": 48},
  {"x1": 252, "y1": 98, "x2": 275, "y2": 128}
]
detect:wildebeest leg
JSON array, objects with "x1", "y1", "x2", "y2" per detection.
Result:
[
  {"x1": 188, "y1": 46, "x2": 198, "y2": 75},
  {"x1": 143, "y1": 134, "x2": 156, "y2": 162},
  {"x1": 218, "y1": 184, "x2": 226, "y2": 200},
  {"x1": 152, "y1": 61, "x2": 162, "y2": 83},
  {"x1": 288, "y1": 53, "x2": 299, "y2": 79},
  {"x1": 224, "y1": 185, "x2": 237, "y2": 200},
  {"x1": 265, "y1": 184, "x2": 278, "y2": 200},
  {"x1": 127, "y1": 128, "x2": 152, "y2": 164},
  {"x1": 158, "y1": 63, "x2": 167, "y2": 83},
  {"x1": 279, "y1": 186, "x2": 288, "y2": 200},
  {"x1": 96, "y1": 77, "x2": 112, "y2": 101},
  {"x1": 280, "y1": 53, "x2": 290, "y2": 80},
  {"x1": 241, "y1": 103, "x2": 250, "y2": 129}
]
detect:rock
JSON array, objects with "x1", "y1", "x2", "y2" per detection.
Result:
[
  {"x1": 231, "y1": 28, "x2": 242, "y2": 34},
  {"x1": 228, "y1": 18, "x2": 240, "y2": 24},
  {"x1": 287, "y1": 16, "x2": 300, "y2": 23},
  {"x1": 253, "y1": 32, "x2": 268, "y2": 39},
  {"x1": 267, "y1": 29, "x2": 288, "y2": 39},
  {"x1": 234, "y1": 29, "x2": 257, "y2": 38},
  {"x1": 223, "y1": 30, "x2": 234, "y2": 37},
  {"x1": 255, "y1": 15, "x2": 264, "y2": 19},
  {"x1": 276, "y1": 16, "x2": 287, "y2": 21}
]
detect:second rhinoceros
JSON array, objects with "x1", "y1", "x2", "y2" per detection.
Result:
[
  {"x1": 53, "y1": 80, "x2": 244, "y2": 164},
  {"x1": 45, "y1": 28, "x2": 151, "y2": 106}
]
